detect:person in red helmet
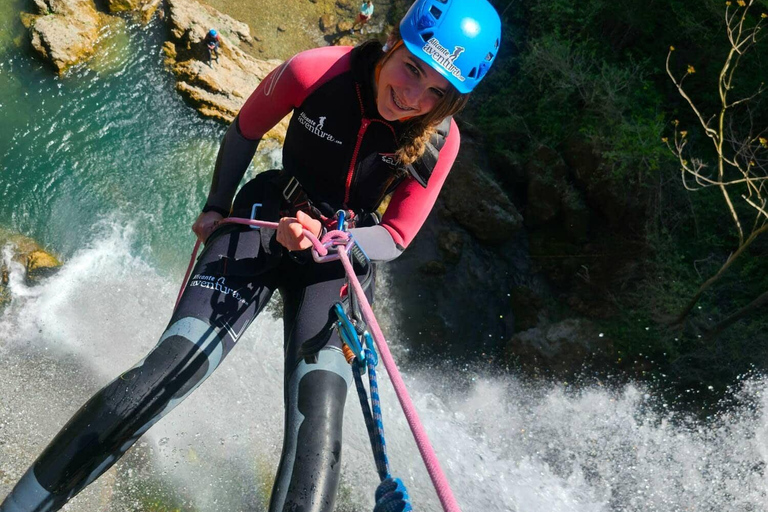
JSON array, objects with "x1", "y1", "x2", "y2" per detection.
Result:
[{"x1": 0, "y1": 1, "x2": 502, "y2": 511}]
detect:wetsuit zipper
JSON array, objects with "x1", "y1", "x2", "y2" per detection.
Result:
[
  {"x1": 344, "y1": 117, "x2": 371, "y2": 207},
  {"x1": 344, "y1": 84, "x2": 396, "y2": 208}
]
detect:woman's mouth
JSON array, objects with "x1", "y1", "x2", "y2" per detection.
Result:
[{"x1": 390, "y1": 88, "x2": 415, "y2": 112}]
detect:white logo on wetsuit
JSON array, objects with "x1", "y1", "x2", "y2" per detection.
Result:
[
  {"x1": 380, "y1": 153, "x2": 398, "y2": 166},
  {"x1": 298, "y1": 112, "x2": 343, "y2": 145},
  {"x1": 189, "y1": 274, "x2": 248, "y2": 305},
  {"x1": 422, "y1": 38, "x2": 466, "y2": 83}
]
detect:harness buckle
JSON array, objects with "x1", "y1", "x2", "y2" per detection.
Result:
[{"x1": 282, "y1": 176, "x2": 309, "y2": 209}]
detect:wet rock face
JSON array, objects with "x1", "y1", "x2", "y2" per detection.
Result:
[
  {"x1": 504, "y1": 318, "x2": 615, "y2": 377},
  {"x1": 441, "y1": 139, "x2": 524, "y2": 244}
]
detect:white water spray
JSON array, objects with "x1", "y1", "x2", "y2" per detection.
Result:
[{"x1": 2, "y1": 227, "x2": 768, "y2": 511}]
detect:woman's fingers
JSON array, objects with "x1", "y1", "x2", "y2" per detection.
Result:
[
  {"x1": 295, "y1": 210, "x2": 322, "y2": 237},
  {"x1": 193, "y1": 212, "x2": 321, "y2": 250},
  {"x1": 276, "y1": 214, "x2": 321, "y2": 251},
  {"x1": 289, "y1": 221, "x2": 305, "y2": 242},
  {"x1": 192, "y1": 211, "x2": 224, "y2": 243}
]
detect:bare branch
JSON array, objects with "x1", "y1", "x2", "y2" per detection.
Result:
[
  {"x1": 666, "y1": 50, "x2": 719, "y2": 139},
  {"x1": 728, "y1": 83, "x2": 767, "y2": 108},
  {"x1": 744, "y1": 195, "x2": 768, "y2": 220}
]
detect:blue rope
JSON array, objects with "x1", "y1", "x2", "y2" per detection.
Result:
[
  {"x1": 374, "y1": 477, "x2": 412, "y2": 512},
  {"x1": 352, "y1": 348, "x2": 413, "y2": 511},
  {"x1": 352, "y1": 348, "x2": 390, "y2": 480},
  {"x1": 346, "y1": 324, "x2": 412, "y2": 511},
  {"x1": 366, "y1": 347, "x2": 390, "y2": 478}
]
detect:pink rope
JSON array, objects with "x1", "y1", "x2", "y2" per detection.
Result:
[
  {"x1": 175, "y1": 218, "x2": 461, "y2": 511},
  {"x1": 174, "y1": 218, "x2": 326, "y2": 311},
  {"x1": 175, "y1": 238, "x2": 201, "y2": 310},
  {"x1": 337, "y1": 244, "x2": 462, "y2": 512}
]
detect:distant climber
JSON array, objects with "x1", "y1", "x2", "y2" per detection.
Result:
[
  {"x1": 351, "y1": 1, "x2": 374, "y2": 34},
  {"x1": 205, "y1": 28, "x2": 221, "y2": 65}
]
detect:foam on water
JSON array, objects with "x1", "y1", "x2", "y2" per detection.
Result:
[
  {"x1": 1, "y1": 11, "x2": 768, "y2": 512},
  {"x1": 2, "y1": 226, "x2": 768, "y2": 511}
]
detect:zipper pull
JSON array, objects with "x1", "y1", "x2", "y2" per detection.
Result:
[{"x1": 359, "y1": 118, "x2": 371, "y2": 136}]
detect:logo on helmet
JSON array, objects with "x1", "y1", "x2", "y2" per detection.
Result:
[{"x1": 422, "y1": 38, "x2": 466, "y2": 82}]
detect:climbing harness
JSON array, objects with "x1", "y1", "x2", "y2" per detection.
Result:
[{"x1": 176, "y1": 213, "x2": 463, "y2": 512}]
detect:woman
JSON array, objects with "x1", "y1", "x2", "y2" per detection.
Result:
[{"x1": 0, "y1": 0, "x2": 501, "y2": 510}]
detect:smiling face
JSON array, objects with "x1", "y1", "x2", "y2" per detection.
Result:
[{"x1": 374, "y1": 46, "x2": 453, "y2": 122}]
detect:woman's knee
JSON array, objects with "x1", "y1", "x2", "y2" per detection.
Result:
[{"x1": 270, "y1": 348, "x2": 352, "y2": 511}]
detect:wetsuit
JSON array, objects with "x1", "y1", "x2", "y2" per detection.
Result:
[
  {"x1": 205, "y1": 32, "x2": 220, "y2": 62},
  {"x1": 0, "y1": 42, "x2": 459, "y2": 512}
]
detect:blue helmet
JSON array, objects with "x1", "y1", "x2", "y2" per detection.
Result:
[
  {"x1": 208, "y1": 29, "x2": 218, "y2": 37},
  {"x1": 399, "y1": 0, "x2": 501, "y2": 94}
]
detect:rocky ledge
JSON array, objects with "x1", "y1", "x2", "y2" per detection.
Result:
[
  {"x1": 162, "y1": 0, "x2": 289, "y2": 138},
  {"x1": 21, "y1": 0, "x2": 115, "y2": 74},
  {"x1": 19, "y1": 0, "x2": 289, "y2": 138}
]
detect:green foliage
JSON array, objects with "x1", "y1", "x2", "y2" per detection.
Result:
[
  {"x1": 472, "y1": 1, "x2": 692, "y2": 196},
  {"x1": 597, "y1": 229, "x2": 768, "y2": 403},
  {"x1": 469, "y1": 0, "x2": 768, "y2": 397}
]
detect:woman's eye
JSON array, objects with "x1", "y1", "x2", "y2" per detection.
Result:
[
  {"x1": 431, "y1": 88, "x2": 445, "y2": 98},
  {"x1": 405, "y1": 63, "x2": 419, "y2": 76}
]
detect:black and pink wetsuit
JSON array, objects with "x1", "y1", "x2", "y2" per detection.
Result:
[
  {"x1": 207, "y1": 41, "x2": 460, "y2": 260},
  {"x1": 0, "y1": 42, "x2": 460, "y2": 512}
]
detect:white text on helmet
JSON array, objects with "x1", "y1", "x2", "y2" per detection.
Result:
[{"x1": 421, "y1": 38, "x2": 466, "y2": 82}]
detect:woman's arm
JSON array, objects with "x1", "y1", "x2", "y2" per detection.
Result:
[
  {"x1": 349, "y1": 119, "x2": 461, "y2": 261},
  {"x1": 203, "y1": 47, "x2": 353, "y2": 215}
]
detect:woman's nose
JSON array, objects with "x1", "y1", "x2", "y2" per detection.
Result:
[{"x1": 402, "y1": 84, "x2": 426, "y2": 106}]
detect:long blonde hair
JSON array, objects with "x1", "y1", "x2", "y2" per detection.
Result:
[{"x1": 376, "y1": 32, "x2": 469, "y2": 165}]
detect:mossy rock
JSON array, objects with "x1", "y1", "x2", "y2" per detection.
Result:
[
  {"x1": 0, "y1": 229, "x2": 62, "y2": 307},
  {"x1": 26, "y1": 249, "x2": 62, "y2": 283}
]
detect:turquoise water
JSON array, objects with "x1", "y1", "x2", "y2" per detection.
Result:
[
  {"x1": 0, "y1": 4, "x2": 274, "y2": 271},
  {"x1": 3, "y1": 5, "x2": 768, "y2": 512}
]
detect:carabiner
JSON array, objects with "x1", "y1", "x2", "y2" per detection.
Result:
[
  {"x1": 336, "y1": 210, "x2": 347, "y2": 232},
  {"x1": 334, "y1": 303, "x2": 365, "y2": 367}
]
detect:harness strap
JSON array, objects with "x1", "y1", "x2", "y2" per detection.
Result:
[
  {"x1": 275, "y1": 171, "x2": 379, "y2": 231},
  {"x1": 277, "y1": 172, "x2": 335, "y2": 226}
]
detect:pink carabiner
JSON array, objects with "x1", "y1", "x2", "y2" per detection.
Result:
[{"x1": 311, "y1": 229, "x2": 352, "y2": 263}]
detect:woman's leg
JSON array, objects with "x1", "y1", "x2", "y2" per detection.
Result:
[
  {"x1": 268, "y1": 259, "x2": 375, "y2": 512},
  {"x1": 0, "y1": 227, "x2": 279, "y2": 512}
]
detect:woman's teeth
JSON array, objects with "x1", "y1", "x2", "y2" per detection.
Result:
[{"x1": 391, "y1": 88, "x2": 414, "y2": 111}]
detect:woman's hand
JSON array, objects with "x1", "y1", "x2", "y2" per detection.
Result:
[
  {"x1": 192, "y1": 211, "x2": 224, "y2": 243},
  {"x1": 276, "y1": 210, "x2": 322, "y2": 251}
]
